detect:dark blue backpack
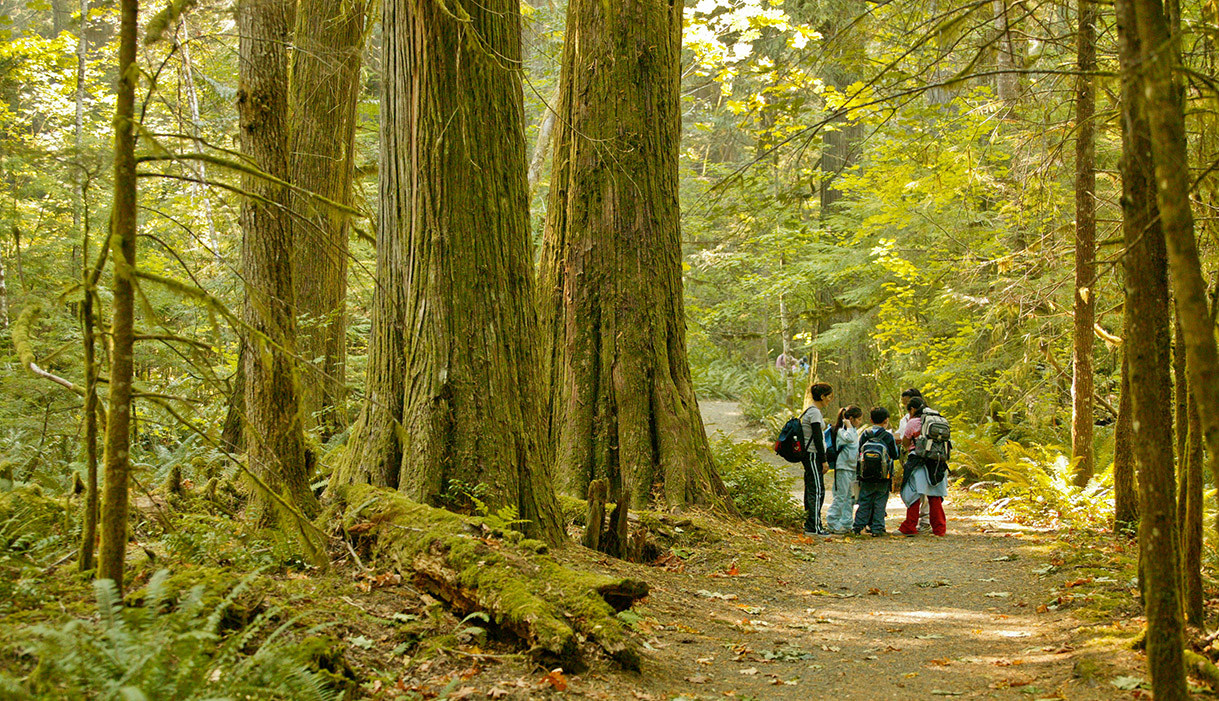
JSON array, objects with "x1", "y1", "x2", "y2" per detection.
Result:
[{"x1": 774, "y1": 410, "x2": 810, "y2": 463}]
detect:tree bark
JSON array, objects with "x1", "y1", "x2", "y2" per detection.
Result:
[
  {"x1": 340, "y1": 484, "x2": 647, "y2": 669},
  {"x1": 1182, "y1": 384, "x2": 1203, "y2": 626},
  {"x1": 1070, "y1": 0, "x2": 1096, "y2": 487},
  {"x1": 97, "y1": 0, "x2": 138, "y2": 590},
  {"x1": 74, "y1": 0, "x2": 98, "y2": 573},
  {"x1": 993, "y1": 0, "x2": 1019, "y2": 101},
  {"x1": 333, "y1": 0, "x2": 562, "y2": 545},
  {"x1": 289, "y1": 0, "x2": 366, "y2": 440},
  {"x1": 1133, "y1": 0, "x2": 1219, "y2": 567},
  {"x1": 238, "y1": 0, "x2": 317, "y2": 522},
  {"x1": 1116, "y1": 0, "x2": 1187, "y2": 692},
  {"x1": 539, "y1": 0, "x2": 732, "y2": 512},
  {"x1": 1113, "y1": 348, "x2": 1138, "y2": 531}
]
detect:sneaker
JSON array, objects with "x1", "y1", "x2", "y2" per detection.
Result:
[
  {"x1": 830, "y1": 529, "x2": 850, "y2": 535},
  {"x1": 872, "y1": 531, "x2": 889, "y2": 538}
]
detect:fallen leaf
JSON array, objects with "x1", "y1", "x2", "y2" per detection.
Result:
[
  {"x1": 445, "y1": 687, "x2": 477, "y2": 700},
  {"x1": 985, "y1": 591, "x2": 1012, "y2": 598},
  {"x1": 543, "y1": 668, "x2": 568, "y2": 692},
  {"x1": 487, "y1": 687, "x2": 511, "y2": 699},
  {"x1": 739, "y1": 667, "x2": 758, "y2": 675},
  {"x1": 686, "y1": 675, "x2": 710, "y2": 684},
  {"x1": 696, "y1": 657, "x2": 714, "y2": 665},
  {"x1": 1112, "y1": 676, "x2": 1146, "y2": 690}
]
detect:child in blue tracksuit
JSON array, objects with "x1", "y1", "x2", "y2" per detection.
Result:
[{"x1": 853, "y1": 406, "x2": 899, "y2": 537}]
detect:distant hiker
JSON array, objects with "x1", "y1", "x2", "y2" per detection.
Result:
[
  {"x1": 826, "y1": 405, "x2": 864, "y2": 534},
  {"x1": 898, "y1": 397, "x2": 948, "y2": 536},
  {"x1": 801, "y1": 382, "x2": 834, "y2": 536},
  {"x1": 854, "y1": 406, "x2": 899, "y2": 537},
  {"x1": 798, "y1": 356, "x2": 810, "y2": 375},
  {"x1": 897, "y1": 388, "x2": 931, "y2": 532},
  {"x1": 776, "y1": 352, "x2": 795, "y2": 373}
]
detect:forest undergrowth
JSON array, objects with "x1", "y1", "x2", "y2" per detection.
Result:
[{"x1": 2, "y1": 429, "x2": 1217, "y2": 700}]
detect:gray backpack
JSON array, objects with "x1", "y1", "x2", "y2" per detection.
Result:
[{"x1": 914, "y1": 409, "x2": 951, "y2": 464}]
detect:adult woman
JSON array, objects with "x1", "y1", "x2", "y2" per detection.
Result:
[
  {"x1": 826, "y1": 405, "x2": 863, "y2": 534},
  {"x1": 898, "y1": 397, "x2": 948, "y2": 536},
  {"x1": 801, "y1": 383, "x2": 834, "y2": 536}
]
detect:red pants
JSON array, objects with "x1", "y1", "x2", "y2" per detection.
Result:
[{"x1": 899, "y1": 496, "x2": 945, "y2": 535}]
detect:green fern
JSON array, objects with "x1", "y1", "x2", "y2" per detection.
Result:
[
  {"x1": 4, "y1": 570, "x2": 340, "y2": 700},
  {"x1": 981, "y1": 442, "x2": 1114, "y2": 528}
]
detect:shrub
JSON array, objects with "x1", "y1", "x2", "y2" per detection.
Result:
[
  {"x1": 739, "y1": 368, "x2": 798, "y2": 428},
  {"x1": 3, "y1": 570, "x2": 338, "y2": 700},
  {"x1": 0, "y1": 487, "x2": 72, "y2": 613},
  {"x1": 982, "y1": 442, "x2": 1114, "y2": 528},
  {"x1": 711, "y1": 434, "x2": 803, "y2": 529}
]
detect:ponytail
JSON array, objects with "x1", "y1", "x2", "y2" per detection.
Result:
[{"x1": 836, "y1": 405, "x2": 863, "y2": 431}]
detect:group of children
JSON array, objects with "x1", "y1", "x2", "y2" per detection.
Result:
[{"x1": 797, "y1": 385, "x2": 949, "y2": 537}]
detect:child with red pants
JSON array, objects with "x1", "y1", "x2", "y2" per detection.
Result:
[{"x1": 897, "y1": 397, "x2": 947, "y2": 536}]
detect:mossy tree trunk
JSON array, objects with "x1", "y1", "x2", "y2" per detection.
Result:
[
  {"x1": 238, "y1": 0, "x2": 318, "y2": 522},
  {"x1": 333, "y1": 0, "x2": 562, "y2": 545},
  {"x1": 1113, "y1": 350, "x2": 1138, "y2": 532},
  {"x1": 340, "y1": 484, "x2": 647, "y2": 669},
  {"x1": 289, "y1": 0, "x2": 367, "y2": 440},
  {"x1": 539, "y1": 0, "x2": 732, "y2": 512},
  {"x1": 97, "y1": 0, "x2": 138, "y2": 589},
  {"x1": 1069, "y1": 0, "x2": 1096, "y2": 488},
  {"x1": 1132, "y1": 0, "x2": 1219, "y2": 568},
  {"x1": 1182, "y1": 382, "x2": 1204, "y2": 626},
  {"x1": 1116, "y1": 0, "x2": 1186, "y2": 692}
]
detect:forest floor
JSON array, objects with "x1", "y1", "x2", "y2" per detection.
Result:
[
  {"x1": 0, "y1": 402, "x2": 1166, "y2": 700},
  {"x1": 318, "y1": 401, "x2": 1152, "y2": 700}
]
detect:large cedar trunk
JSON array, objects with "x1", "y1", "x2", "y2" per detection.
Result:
[
  {"x1": 334, "y1": 0, "x2": 562, "y2": 545},
  {"x1": 97, "y1": 0, "x2": 138, "y2": 588},
  {"x1": 539, "y1": 0, "x2": 731, "y2": 511},
  {"x1": 1116, "y1": 0, "x2": 1187, "y2": 692},
  {"x1": 289, "y1": 0, "x2": 366, "y2": 440},
  {"x1": 238, "y1": 0, "x2": 317, "y2": 521},
  {"x1": 1070, "y1": 0, "x2": 1096, "y2": 487}
]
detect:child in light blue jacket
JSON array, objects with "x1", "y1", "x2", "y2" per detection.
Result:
[{"x1": 826, "y1": 405, "x2": 863, "y2": 534}]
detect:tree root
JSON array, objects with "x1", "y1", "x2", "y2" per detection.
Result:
[
  {"x1": 1185, "y1": 649, "x2": 1219, "y2": 686},
  {"x1": 336, "y1": 484, "x2": 649, "y2": 670}
]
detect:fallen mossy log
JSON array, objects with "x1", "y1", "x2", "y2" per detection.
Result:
[{"x1": 337, "y1": 484, "x2": 649, "y2": 670}]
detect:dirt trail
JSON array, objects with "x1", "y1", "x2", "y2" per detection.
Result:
[{"x1": 553, "y1": 401, "x2": 1133, "y2": 699}]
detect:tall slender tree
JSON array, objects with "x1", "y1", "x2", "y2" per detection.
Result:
[
  {"x1": 289, "y1": 0, "x2": 367, "y2": 439},
  {"x1": 334, "y1": 0, "x2": 562, "y2": 544},
  {"x1": 539, "y1": 0, "x2": 731, "y2": 511},
  {"x1": 237, "y1": 0, "x2": 317, "y2": 521},
  {"x1": 97, "y1": 0, "x2": 138, "y2": 589},
  {"x1": 1133, "y1": 0, "x2": 1219, "y2": 552},
  {"x1": 1112, "y1": 349, "x2": 1137, "y2": 531},
  {"x1": 1070, "y1": 0, "x2": 1096, "y2": 487},
  {"x1": 1116, "y1": 0, "x2": 1186, "y2": 692}
]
